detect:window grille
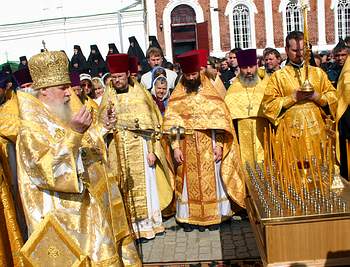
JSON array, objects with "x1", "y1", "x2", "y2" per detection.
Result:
[
  {"x1": 337, "y1": 0, "x2": 350, "y2": 39},
  {"x1": 286, "y1": 2, "x2": 303, "y2": 34},
  {"x1": 232, "y1": 4, "x2": 251, "y2": 48}
]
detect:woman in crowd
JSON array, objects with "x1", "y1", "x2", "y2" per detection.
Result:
[
  {"x1": 92, "y1": 77, "x2": 105, "y2": 105},
  {"x1": 151, "y1": 75, "x2": 170, "y2": 116}
]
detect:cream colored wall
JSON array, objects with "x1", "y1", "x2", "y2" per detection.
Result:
[{"x1": 0, "y1": 0, "x2": 147, "y2": 63}]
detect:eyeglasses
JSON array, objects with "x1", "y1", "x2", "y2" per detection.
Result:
[{"x1": 81, "y1": 83, "x2": 92, "y2": 88}]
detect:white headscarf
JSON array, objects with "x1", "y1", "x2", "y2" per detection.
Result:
[{"x1": 151, "y1": 75, "x2": 170, "y2": 101}]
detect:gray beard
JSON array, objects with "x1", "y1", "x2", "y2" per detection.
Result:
[
  {"x1": 239, "y1": 73, "x2": 259, "y2": 87},
  {"x1": 46, "y1": 102, "x2": 72, "y2": 124}
]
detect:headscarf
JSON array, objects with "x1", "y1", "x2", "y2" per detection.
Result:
[
  {"x1": 151, "y1": 66, "x2": 167, "y2": 84},
  {"x1": 151, "y1": 76, "x2": 170, "y2": 114}
]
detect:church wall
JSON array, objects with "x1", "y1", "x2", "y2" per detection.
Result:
[{"x1": 0, "y1": 0, "x2": 147, "y2": 63}]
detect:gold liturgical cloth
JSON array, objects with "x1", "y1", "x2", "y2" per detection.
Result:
[
  {"x1": 0, "y1": 90, "x2": 24, "y2": 266},
  {"x1": 163, "y1": 74, "x2": 245, "y2": 225},
  {"x1": 99, "y1": 81, "x2": 173, "y2": 227},
  {"x1": 225, "y1": 77, "x2": 270, "y2": 165},
  {"x1": 21, "y1": 214, "x2": 87, "y2": 267},
  {"x1": 262, "y1": 64, "x2": 337, "y2": 155}
]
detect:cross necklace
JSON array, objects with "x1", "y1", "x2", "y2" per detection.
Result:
[{"x1": 245, "y1": 86, "x2": 256, "y2": 116}]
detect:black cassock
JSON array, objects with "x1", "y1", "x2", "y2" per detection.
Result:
[{"x1": 339, "y1": 106, "x2": 350, "y2": 180}]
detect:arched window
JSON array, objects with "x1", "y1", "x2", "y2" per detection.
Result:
[
  {"x1": 171, "y1": 4, "x2": 196, "y2": 25},
  {"x1": 225, "y1": 0, "x2": 257, "y2": 49},
  {"x1": 232, "y1": 4, "x2": 251, "y2": 48},
  {"x1": 337, "y1": 0, "x2": 350, "y2": 39},
  {"x1": 286, "y1": 2, "x2": 303, "y2": 34}
]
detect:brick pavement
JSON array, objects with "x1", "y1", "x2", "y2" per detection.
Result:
[{"x1": 138, "y1": 217, "x2": 261, "y2": 264}]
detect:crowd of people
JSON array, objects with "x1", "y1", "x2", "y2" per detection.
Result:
[{"x1": 0, "y1": 30, "x2": 349, "y2": 265}]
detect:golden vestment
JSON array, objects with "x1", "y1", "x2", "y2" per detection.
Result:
[
  {"x1": 258, "y1": 67, "x2": 266, "y2": 80},
  {"x1": 69, "y1": 89, "x2": 99, "y2": 124},
  {"x1": 336, "y1": 57, "x2": 350, "y2": 178},
  {"x1": 99, "y1": 81, "x2": 173, "y2": 239},
  {"x1": 262, "y1": 64, "x2": 337, "y2": 154},
  {"x1": 163, "y1": 74, "x2": 245, "y2": 225},
  {"x1": 16, "y1": 91, "x2": 140, "y2": 266},
  {"x1": 0, "y1": 90, "x2": 24, "y2": 266},
  {"x1": 212, "y1": 75, "x2": 226, "y2": 99},
  {"x1": 225, "y1": 77, "x2": 270, "y2": 166}
]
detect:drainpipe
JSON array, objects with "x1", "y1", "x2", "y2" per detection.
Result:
[
  {"x1": 117, "y1": 0, "x2": 142, "y2": 52},
  {"x1": 117, "y1": 11, "x2": 123, "y2": 52}
]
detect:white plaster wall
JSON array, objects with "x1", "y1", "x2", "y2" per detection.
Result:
[{"x1": 0, "y1": 0, "x2": 146, "y2": 63}]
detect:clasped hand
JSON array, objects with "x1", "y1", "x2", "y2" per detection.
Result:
[
  {"x1": 293, "y1": 89, "x2": 321, "y2": 103},
  {"x1": 174, "y1": 146, "x2": 223, "y2": 165}
]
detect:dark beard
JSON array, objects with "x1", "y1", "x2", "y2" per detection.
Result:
[{"x1": 183, "y1": 77, "x2": 201, "y2": 93}]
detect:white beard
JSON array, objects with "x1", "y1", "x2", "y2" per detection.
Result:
[{"x1": 46, "y1": 101, "x2": 72, "y2": 124}]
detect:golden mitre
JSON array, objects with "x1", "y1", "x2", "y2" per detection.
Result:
[{"x1": 28, "y1": 51, "x2": 71, "y2": 90}]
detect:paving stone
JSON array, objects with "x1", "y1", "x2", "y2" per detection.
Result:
[
  {"x1": 222, "y1": 249, "x2": 235, "y2": 258},
  {"x1": 166, "y1": 231, "x2": 176, "y2": 236},
  {"x1": 242, "y1": 227, "x2": 253, "y2": 233},
  {"x1": 186, "y1": 254, "x2": 199, "y2": 261},
  {"x1": 174, "y1": 253, "x2": 186, "y2": 261},
  {"x1": 141, "y1": 219, "x2": 260, "y2": 263},
  {"x1": 245, "y1": 232, "x2": 255, "y2": 238},
  {"x1": 221, "y1": 233, "x2": 233, "y2": 240},
  {"x1": 186, "y1": 249, "x2": 199, "y2": 257},
  {"x1": 199, "y1": 247, "x2": 210, "y2": 254},
  {"x1": 176, "y1": 241, "x2": 187, "y2": 248},
  {"x1": 198, "y1": 240, "x2": 210, "y2": 246},
  {"x1": 176, "y1": 236, "x2": 187, "y2": 243},
  {"x1": 233, "y1": 240, "x2": 246, "y2": 247},
  {"x1": 198, "y1": 231, "x2": 210, "y2": 238},
  {"x1": 249, "y1": 249, "x2": 260, "y2": 257},
  {"x1": 199, "y1": 253, "x2": 210, "y2": 260},
  {"x1": 164, "y1": 239, "x2": 176, "y2": 245},
  {"x1": 236, "y1": 247, "x2": 248, "y2": 253},
  {"x1": 231, "y1": 235, "x2": 243, "y2": 242},
  {"x1": 175, "y1": 246, "x2": 187, "y2": 253},
  {"x1": 211, "y1": 241, "x2": 221, "y2": 248},
  {"x1": 176, "y1": 231, "x2": 186, "y2": 237},
  {"x1": 152, "y1": 241, "x2": 164, "y2": 247},
  {"x1": 211, "y1": 253, "x2": 222, "y2": 260},
  {"x1": 236, "y1": 251, "x2": 250, "y2": 258}
]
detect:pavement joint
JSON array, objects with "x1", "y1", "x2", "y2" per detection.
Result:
[{"x1": 141, "y1": 217, "x2": 260, "y2": 263}]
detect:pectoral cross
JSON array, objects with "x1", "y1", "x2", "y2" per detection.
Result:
[{"x1": 247, "y1": 104, "x2": 253, "y2": 116}]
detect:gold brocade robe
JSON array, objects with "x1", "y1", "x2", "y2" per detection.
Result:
[
  {"x1": 163, "y1": 74, "x2": 245, "y2": 225},
  {"x1": 16, "y1": 91, "x2": 141, "y2": 266},
  {"x1": 69, "y1": 89, "x2": 99, "y2": 124},
  {"x1": 0, "y1": 90, "x2": 24, "y2": 267},
  {"x1": 336, "y1": 57, "x2": 350, "y2": 173},
  {"x1": 99, "y1": 82, "x2": 173, "y2": 226},
  {"x1": 212, "y1": 75, "x2": 226, "y2": 100},
  {"x1": 225, "y1": 77, "x2": 270, "y2": 166},
  {"x1": 84, "y1": 95, "x2": 99, "y2": 122},
  {"x1": 258, "y1": 67, "x2": 266, "y2": 80},
  {"x1": 262, "y1": 64, "x2": 337, "y2": 155}
]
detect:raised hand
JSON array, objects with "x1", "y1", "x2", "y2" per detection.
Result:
[{"x1": 70, "y1": 106, "x2": 92, "y2": 133}]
